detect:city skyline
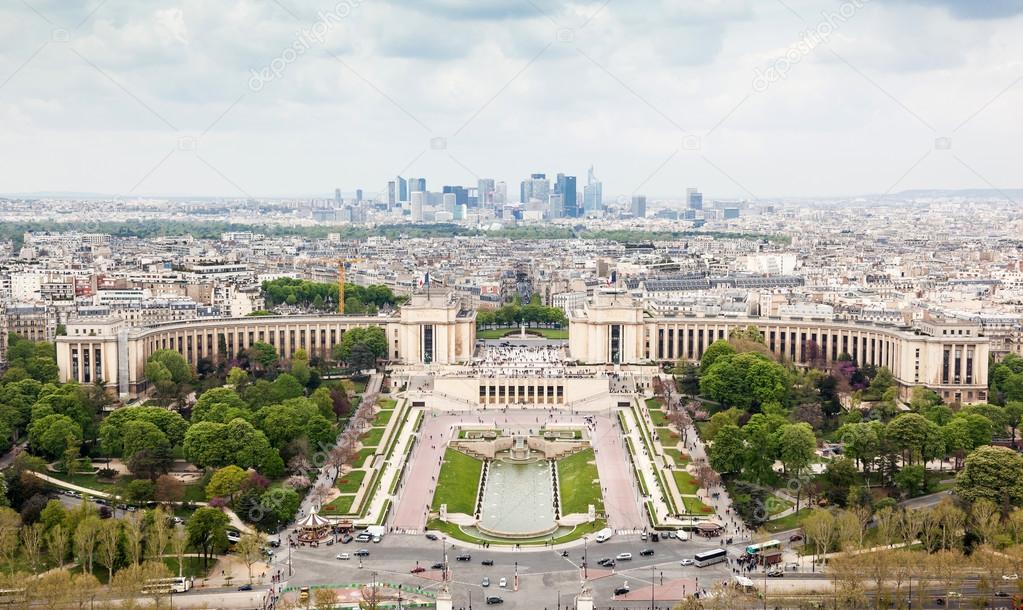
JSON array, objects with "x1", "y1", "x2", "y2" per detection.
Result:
[{"x1": 1, "y1": 0, "x2": 1022, "y2": 199}]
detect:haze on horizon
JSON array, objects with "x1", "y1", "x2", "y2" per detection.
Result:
[{"x1": 0, "y1": 0, "x2": 1021, "y2": 200}]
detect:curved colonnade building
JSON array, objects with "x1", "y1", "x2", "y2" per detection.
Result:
[{"x1": 57, "y1": 292, "x2": 989, "y2": 405}]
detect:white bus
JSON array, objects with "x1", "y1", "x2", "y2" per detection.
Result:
[
  {"x1": 142, "y1": 577, "x2": 192, "y2": 594},
  {"x1": 694, "y1": 548, "x2": 728, "y2": 568}
]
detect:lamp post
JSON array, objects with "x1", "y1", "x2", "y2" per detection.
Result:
[
  {"x1": 650, "y1": 563, "x2": 655, "y2": 610},
  {"x1": 583, "y1": 537, "x2": 588, "y2": 579}
]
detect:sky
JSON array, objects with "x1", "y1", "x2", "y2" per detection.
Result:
[{"x1": 0, "y1": 0, "x2": 1021, "y2": 200}]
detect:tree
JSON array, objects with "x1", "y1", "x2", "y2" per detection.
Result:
[
  {"x1": 227, "y1": 366, "x2": 249, "y2": 387},
  {"x1": 775, "y1": 423, "x2": 817, "y2": 511},
  {"x1": 333, "y1": 327, "x2": 387, "y2": 365},
  {"x1": 894, "y1": 464, "x2": 927, "y2": 498},
  {"x1": 803, "y1": 509, "x2": 837, "y2": 569},
  {"x1": 21, "y1": 522, "x2": 44, "y2": 573},
  {"x1": 147, "y1": 507, "x2": 171, "y2": 562},
  {"x1": 0, "y1": 508, "x2": 20, "y2": 574},
  {"x1": 330, "y1": 386, "x2": 352, "y2": 421},
  {"x1": 235, "y1": 532, "x2": 266, "y2": 583},
  {"x1": 886, "y1": 413, "x2": 932, "y2": 466},
  {"x1": 250, "y1": 342, "x2": 279, "y2": 371},
  {"x1": 96, "y1": 518, "x2": 122, "y2": 582},
  {"x1": 187, "y1": 507, "x2": 230, "y2": 569},
  {"x1": 124, "y1": 512, "x2": 146, "y2": 566},
  {"x1": 170, "y1": 526, "x2": 189, "y2": 578},
  {"x1": 46, "y1": 523, "x2": 69, "y2": 568},
  {"x1": 154, "y1": 474, "x2": 184, "y2": 503},
  {"x1": 700, "y1": 340, "x2": 736, "y2": 375},
  {"x1": 708, "y1": 424, "x2": 745, "y2": 474},
  {"x1": 28, "y1": 414, "x2": 82, "y2": 459},
  {"x1": 1005, "y1": 401, "x2": 1023, "y2": 449},
  {"x1": 206, "y1": 465, "x2": 250, "y2": 502},
  {"x1": 191, "y1": 387, "x2": 250, "y2": 424},
  {"x1": 74, "y1": 516, "x2": 101, "y2": 575},
  {"x1": 955, "y1": 445, "x2": 1023, "y2": 507}
]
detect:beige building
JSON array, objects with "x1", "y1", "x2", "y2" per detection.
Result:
[
  {"x1": 570, "y1": 293, "x2": 990, "y2": 405},
  {"x1": 57, "y1": 294, "x2": 476, "y2": 397}
]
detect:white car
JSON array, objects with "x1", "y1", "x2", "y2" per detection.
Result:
[
  {"x1": 498, "y1": 577, "x2": 507, "y2": 588},
  {"x1": 680, "y1": 559, "x2": 694, "y2": 566},
  {"x1": 1003, "y1": 574, "x2": 1019, "y2": 581},
  {"x1": 616, "y1": 552, "x2": 633, "y2": 561},
  {"x1": 336, "y1": 553, "x2": 350, "y2": 560}
]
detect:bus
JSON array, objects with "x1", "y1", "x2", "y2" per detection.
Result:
[
  {"x1": 694, "y1": 548, "x2": 728, "y2": 567},
  {"x1": 142, "y1": 577, "x2": 192, "y2": 594},
  {"x1": 745, "y1": 540, "x2": 781, "y2": 555}
]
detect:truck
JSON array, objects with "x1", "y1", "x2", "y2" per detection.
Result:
[
  {"x1": 365, "y1": 525, "x2": 386, "y2": 541},
  {"x1": 595, "y1": 528, "x2": 614, "y2": 543}
]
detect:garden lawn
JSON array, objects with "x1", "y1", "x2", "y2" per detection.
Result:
[
  {"x1": 557, "y1": 448, "x2": 604, "y2": 515},
  {"x1": 163, "y1": 557, "x2": 211, "y2": 579},
  {"x1": 373, "y1": 410, "x2": 394, "y2": 427},
  {"x1": 672, "y1": 471, "x2": 700, "y2": 495},
  {"x1": 681, "y1": 495, "x2": 714, "y2": 515},
  {"x1": 336, "y1": 470, "x2": 367, "y2": 494},
  {"x1": 663, "y1": 448, "x2": 689, "y2": 467},
  {"x1": 645, "y1": 397, "x2": 665, "y2": 410},
  {"x1": 322, "y1": 495, "x2": 356, "y2": 515},
  {"x1": 361, "y1": 427, "x2": 386, "y2": 448},
  {"x1": 764, "y1": 508, "x2": 813, "y2": 533},
  {"x1": 655, "y1": 427, "x2": 679, "y2": 447},
  {"x1": 431, "y1": 449, "x2": 483, "y2": 514},
  {"x1": 476, "y1": 327, "x2": 568, "y2": 340},
  {"x1": 46, "y1": 471, "x2": 119, "y2": 493},
  {"x1": 379, "y1": 398, "x2": 398, "y2": 410},
  {"x1": 353, "y1": 447, "x2": 376, "y2": 468},
  {"x1": 649, "y1": 409, "x2": 668, "y2": 427}
]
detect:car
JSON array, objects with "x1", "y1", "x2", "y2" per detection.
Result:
[
  {"x1": 431, "y1": 562, "x2": 446, "y2": 570},
  {"x1": 614, "y1": 586, "x2": 631, "y2": 596},
  {"x1": 238, "y1": 584, "x2": 252, "y2": 591},
  {"x1": 354, "y1": 549, "x2": 370, "y2": 557},
  {"x1": 498, "y1": 577, "x2": 507, "y2": 588},
  {"x1": 948, "y1": 592, "x2": 963, "y2": 598},
  {"x1": 680, "y1": 559, "x2": 694, "y2": 566},
  {"x1": 767, "y1": 569, "x2": 784, "y2": 577},
  {"x1": 372, "y1": 535, "x2": 381, "y2": 543},
  {"x1": 616, "y1": 552, "x2": 633, "y2": 561},
  {"x1": 1003, "y1": 574, "x2": 1019, "y2": 581},
  {"x1": 425, "y1": 533, "x2": 439, "y2": 541},
  {"x1": 935, "y1": 598, "x2": 945, "y2": 606},
  {"x1": 789, "y1": 533, "x2": 804, "y2": 542},
  {"x1": 482, "y1": 576, "x2": 490, "y2": 587},
  {"x1": 640, "y1": 549, "x2": 654, "y2": 557},
  {"x1": 226, "y1": 531, "x2": 241, "y2": 543},
  {"x1": 341, "y1": 534, "x2": 353, "y2": 544},
  {"x1": 268, "y1": 539, "x2": 281, "y2": 547},
  {"x1": 665, "y1": 531, "x2": 676, "y2": 539},
  {"x1": 336, "y1": 553, "x2": 350, "y2": 560},
  {"x1": 597, "y1": 557, "x2": 612, "y2": 566},
  {"x1": 996, "y1": 592, "x2": 1010, "y2": 598},
  {"x1": 641, "y1": 532, "x2": 648, "y2": 541},
  {"x1": 325, "y1": 539, "x2": 334, "y2": 546},
  {"x1": 410, "y1": 566, "x2": 425, "y2": 574},
  {"x1": 456, "y1": 554, "x2": 472, "y2": 561},
  {"x1": 355, "y1": 533, "x2": 372, "y2": 543},
  {"x1": 481, "y1": 559, "x2": 494, "y2": 566},
  {"x1": 485, "y1": 596, "x2": 504, "y2": 605}
]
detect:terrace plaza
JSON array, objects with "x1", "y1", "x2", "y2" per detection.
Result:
[{"x1": 57, "y1": 290, "x2": 992, "y2": 406}]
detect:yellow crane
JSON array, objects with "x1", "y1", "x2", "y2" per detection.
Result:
[{"x1": 337, "y1": 258, "x2": 362, "y2": 313}]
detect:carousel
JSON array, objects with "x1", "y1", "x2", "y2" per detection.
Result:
[{"x1": 295, "y1": 506, "x2": 331, "y2": 543}]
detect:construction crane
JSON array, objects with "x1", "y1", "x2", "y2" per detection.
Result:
[{"x1": 337, "y1": 258, "x2": 362, "y2": 313}]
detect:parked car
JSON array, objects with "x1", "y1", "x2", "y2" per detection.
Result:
[
  {"x1": 767, "y1": 568, "x2": 784, "y2": 577},
  {"x1": 481, "y1": 576, "x2": 490, "y2": 587},
  {"x1": 641, "y1": 532, "x2": 648, "y2": 541},
  {"x1": 640, "y1": 549, "x2": 654, "y2": 557},
  {"x1": 238, "y1": 584, "x2": 252, "y2": 591},
  {"x1": 341, "y1": 534, "x2": 353, "y2": 544},
  {"x1": 1003, "y1": 574, "x2": 1019, "y2": 581},
  {"x1": 789, "y1": 533, "x2": 804, "y2": 543},
  {"x1": 486, "y1": 596, "x2": 504, "y2": 605},
  {"x1": 355, "y1": 533, "x2": 372, "y2": 543},
  {"x1": 498, "y1": 577, "x2": 507, "y2": 588}
]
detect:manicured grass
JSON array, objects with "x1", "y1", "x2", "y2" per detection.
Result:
[
  {"x1": 379, "y1": 398, "x2": 398, "y2": 410},
  {"x1": 46, "y1": 470, "x2": 119, "y2": 493},
  {"x1": 655, "y1": 427, "x2": 679, "y2": 447},
  {"x1": 373, "y1": 410, "x2": 394, "y2": 427},
  {"x1": 765, "y1": 496, "x2": 793, "y2": 516},
  {"x1": 764, "y1": 508, "x2": 813, "y2": 533},
  {"x1": 353, "y1": 447, "x2": 376, "y2": 468},
  {"x1": 476, "y1": 327, "x2": 568, "y2": 340},
  {"x1": 557, "y1": 449, "x2": 604, "y2": 515},
  {"x1": 361, "y1": 427, "x2": 385, "y2": 448},
  {"x1": 322, "y1": 494, "x2": 356, "y2": 515},
  {"x1": 336, "y1": 470, "x2": 367, "y2": 494},
  {"x1": 681, "y1": 495, "x2": 714, "y2": 515},
  {"x1": 426, "y1": 518, "x2": 606, "y2": 546},
  {"x1": 182, "y1": 482, "x2": 207, "y2": 503},
  {"x1": 431, "y1": 449, "x2": 483, "y2": 514},
  {"x1": 649, "y1": 409, "x2": 668, "y2": 427},
  {"x1": 341, "y1": 378, "x2": 368, "y2": 395},
  {"x1": 663, "y1": 448, "x2": 689, "y2": 467},
  {"x1": 645, "y1": 397, "x2": 665, "y2": 410},
  {"x1": 672, "y1": 471, "x2": 700, "y2": 495},
  {"x1": 163, "y1": 556, "x2": 211, "y2": 579}
]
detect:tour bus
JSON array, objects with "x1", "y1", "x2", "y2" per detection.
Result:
[
  {"x1": 745, "y1": 539, "x2": 781, "y2": 556},
  {"x1": 595, "y1": 527, "x2": 614, "y2": 543},
  {"x1": 142, "y1": 577, "x2": 192, "y2": 594},
  {"x1": 694, "y1": 548, "x2": 728, "y2": 567}
]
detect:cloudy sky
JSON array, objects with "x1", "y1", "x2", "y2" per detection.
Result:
[{"x1": 0, "y1": 0, "x2": 1021, "y2": 200}]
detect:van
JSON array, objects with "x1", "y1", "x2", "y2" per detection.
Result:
[
  {"x1": 675, "y1": 529, "x2": 690, "y2": 541},
  {"x1": 595, "y1": 528, "x2": 614, "y2": 543}
]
